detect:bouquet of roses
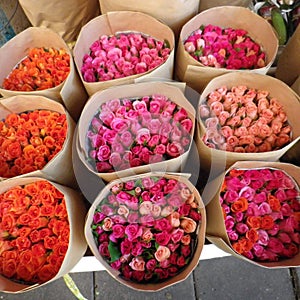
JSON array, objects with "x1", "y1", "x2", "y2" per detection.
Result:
[
  {"x1": 220, "y1": 166, "x2": 300, "y2": 262},
  {"x1": 73, "y1": 11, "x2": 175, "y2": 96},
  {"x1": 199, "y1": 84, "x2": 292, "y2": 153},
  {"x1": 81, "y1": 32, "x2": 171, "y2": 83},
  {"x1": 0, "y1": 109, "x2": 67, "y2": 178},
  {"x1": 0, "y1": 177, "x2": 87, "y2": 293},
  {"x1": 184, "y1": 24, "x2": 266, "y2": 70},
  {"x1": 2, "y1": 47, "x2": 70, "y2": 92},
  {"x1": 85, "y1": 173, "x2": 206, "y2": 290},
  {"x1": 86, "y1": 94, "x2": 193, "y2": 173}
]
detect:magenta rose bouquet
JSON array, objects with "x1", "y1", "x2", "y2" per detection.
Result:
[
  {"x1": 199, "y1": 85, "x2": 292, "y2": 153},
  {"x1": 85, "y1": 174, "x2": 205, "y2": 290},
  {"x1": 220, "y1": 167, "x2": 300, "y2": 262},
  {"x1": 184, "y1": 24, "x2": 266, "y2": 70},
  {"x1": 86, "y1": 94, "x2": 193, "y2": 173},
  {"x1": 81, "y1": 32, "x2": 171, "y2": 83}
]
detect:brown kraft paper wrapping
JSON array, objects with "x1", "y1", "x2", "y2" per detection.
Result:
[
  {"x1": 18, "y1": 0, "x2": 100, "y2": 43},
  {"x1": 0, "y1": 177, "x2": 87, "y2": 293},
  {"x1": 0, "y1": 95, "x2": 76, "y2": 188},
  {"x1": 76, "y1": 81, "x2": 196, "y2": 182},
  {"x1": 175, "y1": 6, "x2": 278, "y2": 93},
  {"x1": 99, "y1": 0, "x2": 200, "y2": 38},
  {"x1": 195, "y1": 72, "x2": 300, "y2": 173},
  {"x1": 84, "y1": 172, "x2": 206, "y2": 291},
  {"x1": 0, "y1": 27, "x2": 88, "y2": 121},
  {"x1": 199, "y1": 0, "x2": 252, "y2": 11},
  {"x1": 275, "y1": 25, "x2": 300, "y2": 86},
  {"x1": 73, "y1": 11, "x2": 175, "y2": 97},
  {"x1": 203, "y1": 160, "x2": 300, "y2": 268}
]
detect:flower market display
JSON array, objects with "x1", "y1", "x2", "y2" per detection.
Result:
[
  {"x1": 81, "y1": 32, "x2": 171, "y2": 83},
  {"x1": 0, "y1": 109, "x2": 67, "y2": 178},
  {"x1": 0, "y1": 180, "x2": 70, "y2": 284},
  {"x1": 220, "y1": 167, "x2": 300, "y2": 262},
  {"x1": 88, "y1": 174, "x2": 205, "y2": 289},
  {"x1": 184, "y1": 24, "x2": 266, "y2": 70},
  {"x1": 86, "y1": 94, "x2": 193, "y2": 173},
  {"x1": 199, "y1": 85, "x2": 292, "y2": 153},
  {"x1": 2, "y1": 47, "x2": 70, "y2": 92}
]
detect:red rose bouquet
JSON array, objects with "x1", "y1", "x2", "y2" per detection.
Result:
[
  {"x1": 2, "y1": 47, "x2": 70, "y2": 92},
  {"x1": 221, "y1": 167, "x2": 300, "y2": 262},
  {"x1": 85, "y1": 173, "x2": 206, "y2": 291},
  {"x1": 0, "y1": 177, "x2": 87, "y2": 293}
]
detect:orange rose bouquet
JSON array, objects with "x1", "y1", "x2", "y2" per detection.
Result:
[
  {"x1": 0, "y1": 27, "x2": 88, "y2": 121},
  {"x1": 85, "y1": 173, "x2": 206, "y2": 291},
  {"x1": 0, "y1": 177, "x2": 87, "y2": 293},
  {"x1": 0, "y1": 95, "x2": 76, "y2": 187}
]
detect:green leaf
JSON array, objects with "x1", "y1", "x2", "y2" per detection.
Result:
[
  {"x1": 163, "y1": 39, "x2": 170, "y2": 49},
  {"x1": 108, "y1": 241, "x2": 121, "y2": 263},
  {"x1": 194, "y1": 49, "x2": 203, "y2": 57}
]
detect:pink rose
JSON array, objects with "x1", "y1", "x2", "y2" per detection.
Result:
[
  {"x1": 155, "y1": 231, "x2": 171, "y2": 246},
  {"x1": 218, "y1": 111, "x2": 230, "y2": 126},
  {"x1": 139, "y1": 201, "x2": 153, "y2": 215},
  {"x1": 257, "y1": 229, "x2": 269, "y2": 246},
  {"x1": 148, "y1": 119, "x2": 161, "y2": 134},
  {"x1": 140, "y1": 214, "x2": 155, "y2": 227},
  {"x1": 167, "y1": 211, "x2": 181, "y2": 228},
  {"x1": 112, "y1": 224, "x2": 125, "y2": 239},
  {"x1": 154, "y1": 245, "x2": 171, "y2": 262},
  {"x1": 109, "y1": 152, "x2": 122, "y2": 168},
  {"x1": 174, "y1": 108, "x2": 188, "y2": 122},
  {"x1": 141, "y1": 227, "x2": 153, "y2": 242},
  {"x1": 166, "y1": 141, "x2": 184, "y2": 158},
  {"x1": 98, "y1": 241, "x2": 109, "y2": 257},
  {"x1": 226, "y1": 115, "x2": 241, "y2": 127},
  {"x1": 120, "y1": 239, "x2": 132, "y2": 255},
  {"x1": 151, "y1": 204, "x2": 162, "y2": 218},
  {"x1": 205, "y1": 117, "x2": 219, "y2": 129},
  {"x1": 125, "y1": 224, "x2": 143, "y2": 241},
  {"x1": 102, "y1": 217, "x2": 113, "y2": 231},
  {"x1": 117, "y1": 205, "x2": 129, "y2": 218},
  {"x1": 96, "y1": 145, "x2": 111, "y2": 161},
  {"x1": 103, "y1": 129, "x2": 117, "y2": 144},
  {"x1": 199, "y1": 105, "x2": 210, "y2": 119},
  {"x1": 170, "y1": 228, "x2": 184, "y2": 244},
  {"x1": 129, "y1": 256, "x2": 145, "y2": 271},
  {"x1": 181, "y1": 118, "x2": 193, "y2": 133},
  {"x1": 146, "y1": 258, "x2": 157, "y2": 271},
  {"x1": 181, "y1": 234, "x2": 191, "y2": 245},
  {"x1": 120, "y1": 131, "x2": 133, "y2": 147},
  {"x1": 136, "y1": 128, "x2": 151, "y2": 144},
  {"x1": 210, "y1": 101, "x2": 224, "y2": 116},
  {"x1": 110, "y1": 118, "x2": 130, "y2": 133},
  {"x1": 154, "y1": 218, "x2": 173, "y2": 232},
  {"x1": 225, "y1": 216, "x2": 235, "y2": 231},
  {"x1": 149, "y1": 100, "x2": 161, "y2": 114},
  {"x1": 267, "y1": 237, "x2": 284, "y2": 254},
  {"x1": 275, "y1": 134, "x2": 291, "y2": 148}
]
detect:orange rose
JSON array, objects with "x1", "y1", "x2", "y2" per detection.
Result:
[
  {"x1": 231, "y1": 197, "x2": 248, "y2": 213},
  {"x1": 260, "y1": 215, "x2": 275, "y2": 230},
  {"x1": 1, "y1": 213, "x2": 16, "y2": 232},
  {"x1": 267, "y1": 195, "x2": 281, "y2": 211},
  {"x1": 2, "y1": 258, "x2": 17, "y2": 278},
  {"x1": 245, "y1": 228, "x2": 259, "y2": 243},
  {"x1": 246, "y1": 216, "x2": 261, "y2": 229},
  {"x1": 19, "y1": 249, "x2": 33, "y2": 265},
  {"x1": 180, "y1": 217, "x2": 197, "y2": 233},
  {"x1": 44, "y1": 236, "x2": 58, "y2": 250},
  {"x1": 181, "y1": 234, "x2": 191, "y2": 245},
  {"x1": 37, "y1": 264, "x2": 57, "y2": 283}
]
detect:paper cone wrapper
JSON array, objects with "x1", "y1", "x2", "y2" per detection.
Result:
[
  {"x1": 73, "y1": 11, "x2": 175, "y2": 96},
  {"x1": 99, "y1": 0, "x2": 200, "y2": 38},
  {"x1": 0, "y1": 27, "x2": 88, "y2": 121},
  {"x1": 275, "y1": 25, "x2": 300, "y2": 86},
  {"x1": 76, "y1": 81, "x2": 196, "y2": 182},
  {"x1": 199, "y1": 0, "x2": 252, "y2": 11},
  {"x1": 0, "y1": 95, "x2": 76, "y2": 187},
  {"x1": 204, "y1": 160, "x2": 300, "y2": 268},
  {"x1": 291, "y1": 75, "x2": 300, "y2": 97},
  {"x1": 175, "y1": 6, "x2": 278, "y2": 93},
  {"x1": 195, "y1": 72, "x2": 300, "y2": 173},
  {"x1": 85, "y1": 172, "x2": 206, "y2": 291},
  {"x1": 0, "y1": 176, "x2": 87, "y2": 293},
  {"x1": 19, "y1": 0, "x2": 100, "y2": 43}
]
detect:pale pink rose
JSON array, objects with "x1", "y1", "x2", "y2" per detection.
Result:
[
  {"x1": 232, "y1": 85, "x2": 247, "y2": 96},
  {"x1": 184, "y1": 41, "x2": 196, "y2": 53},
  {"x1": 235, "y1": 106, "x2": 246, "y2": 119},
  {"x1": 151, "y1": 204, "x2": 162, "y2": 218},
  {"x1": 257, "y1": 90, "x2": 269, "y2": 99},
  {"x1": 257, "y1": 142, "x2": 272, "y2": 152},
  {"x1": 269, "y1": 98, "x2": 283, "y2": 114},
  {"x1": 260, "y1": 108, "x2": 274, "y2": 123},
  {"x1": 210, "y1": 101, "x2": 224, "y2": 116},
  {"x1": 265, "y1": 134, "x2": 277, "y2": 147},
  {"x1": 248, "y1": 124, "x2": 260, "y2": 137},
  {"x1": 161, "y1": 205, "x2": 174, "y2": 217},
  {"x1": 241, "y1": 116, "x2": 253, "y2": 128},
  {"x1": 280, "y1": 124, "x2": 291, "y2": 135},
  {"x1": 229, "y1": 103, "x2": 239, "y2": 115},
  {"x1": 170, "y1": 124, "x2": 182, "y2": 141},
  {"x1": 243, "y1": 89, "x2": 256, "y2": 102},
  {"x1": 180, "y1": 217, "x2": 197, "y2": 233},
  {"x1": 119, "y1": 130, "x2": 133, "y2": 148},
  {"x1": 102, "y1": 217, "x2": 113, "y2": 231},
  {"x1": 207, "y1": 90, "x2": 222, "y2": 103},
  {"x1": 257, "y1": 229, "x2": 269, "y2": 246},
  {"x1": 99, "y1": 109, "x2": 115, "y2": 126},
  {"x1": 212, "y1": 133, "x2": 225, "y2": 146},
  {"x1": 222, "y1": 98, "x2": 233, "y2": 111},
  {"x1": 220, "y1": 126, "x2": 233, "y2": 138},
  {"x1": 199, "y1": 104, "x2": 211, "y2": 119},
  {"x1": 139, "y1": 201, "x2": 153, "y2": 215},
  {"x1": 159, "y1": 122, "x2": 172, "y2": 137},
  {"x1": 196, "y1": 38, "x2": 205, "y2": 50},
  {"x1": 166, "y1": 141, "x2": 184, "y2": 157},
  {"x1": 154, "y1": 245, "x2": 171, "y2": 262},
  {"x1": 141, "y1": 227, "x2": 153, "y2": 242},
  {"x1": 205, "y1": 117, "x2": 219, "y2": 129},
  {"x1": 218, "y1": 111, "x2": 230, "y2": 126},
  {"x1": 277, "y1": 110, "x2": 288, "y2": 123},
  {"x1": 129, "y1": 257, "x2": 145, "y2": 271},
  {"x1": 257, "y1": 98, "x2": 269, "y2": 113},
  {"x1": 117, "y1": 205, "x2": 129, "y2": 218},
  {"x1": 136, "y1": 128, "x2": 151, "y2": 144},
  {"x1": 234, "y1": 126, "x2": 248, "y2": 137},
  {"x1": 234, "y1": 146, "x2": 246, "y2": 152}
]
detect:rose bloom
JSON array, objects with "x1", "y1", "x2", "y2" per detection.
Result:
[
  {"x1": 154, "y1": 245, "x2": 171, "y2": 262},
  {"x1": 129, "y1": 256, "x2": 146, "y2": 271},
  {"x1": 180, "y1": 217, "x2": 197, "y2": 233}
]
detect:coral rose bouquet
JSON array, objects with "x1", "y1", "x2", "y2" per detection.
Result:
[
  {"x1": 77, "y1": 82, "x2": 195, "y2": 182},
  {"x1": 175, "y1": 6, "x2": 278, "y2": 93},
  {"x1": 85, "y1": 173, "x2": 206, "y2": 291},
  {"x1": 0, "y1": 27, "x2": 88, "y2": 121},
  {"x1": 205, "y1": 161, "x2": 300, "y2": 268},
  {"x1": 0, "y1": 177, "x2": 87, "y2": 293},
  {"x1": 73, "y1": 11, "x2": 175, "y2": 96},
  {"x1": 0, "y1": 95, "x2": 76, "y2": 187},
  {"x1": 195, "y1": 72, "x2": 300, "y2": 171}
]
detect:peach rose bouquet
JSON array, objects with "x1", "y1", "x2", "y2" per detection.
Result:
[{"x1": 85, "y1": 173, "x2": 206, "y2": 290}]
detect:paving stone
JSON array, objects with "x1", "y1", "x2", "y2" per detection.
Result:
[
  {"x1": 193, "y1": 256, "x2": 295, "y2": 300},
  {"x1": 0, "y1": 272, "x2": 93, "y2": 300},
  {"x1": 94, "y1": 270, "x2": 195, "y2": 300}
]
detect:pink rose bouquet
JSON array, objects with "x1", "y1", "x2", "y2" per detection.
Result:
[
  {"x1": 87, "y1": 174, "x2": 205, "y2": 289},
  {"x1": 81, "y1": 32, "x2": 171, "y2": 83},
  {"x1": 184, "y1": 24, "x2": 266, "y2": 70},
  {"x1": 220, "y1": 167, "x2": 300, "y2": 262},
  {"x1": 199, "y1": 85, "x2": 292, "y2": 153},
  {"x1": 86, "y1": 94, "x2": 193, "y2": 173}
]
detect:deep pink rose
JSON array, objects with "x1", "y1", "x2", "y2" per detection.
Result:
[
  {"x1": 96, "y1": 161, "x2": 112, "y2": 172},
  {"x1": 181, "y1": 245, "x2": 191, "y2": 257},
  {"x1": 98, "y1": 241, "x2": 109, "y2": 257},
  {"x1": 146, "y1": 258, "x2": 157, "y2": 271},
  {"x1": 170, "y1": 228, "x2": 184, "y2": 244},
  {"x1": 267, "y1": 237, "x2": 284, "y2": 254},
  {"x1": 154, "y1": 218, "x2": 173, "y2": 232},
  {"x1": 155, "y1": 231, "x2": 171, "y2": 246},
  {"x1": 235, "y1": 223, "x2": 249, "y2": 234},
  {"x1": 112, "y1": 224, "x2": 125, "y2": 239},
  {"x1": 166, "y1": 142, "x2": 184, "y2": 158}
]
